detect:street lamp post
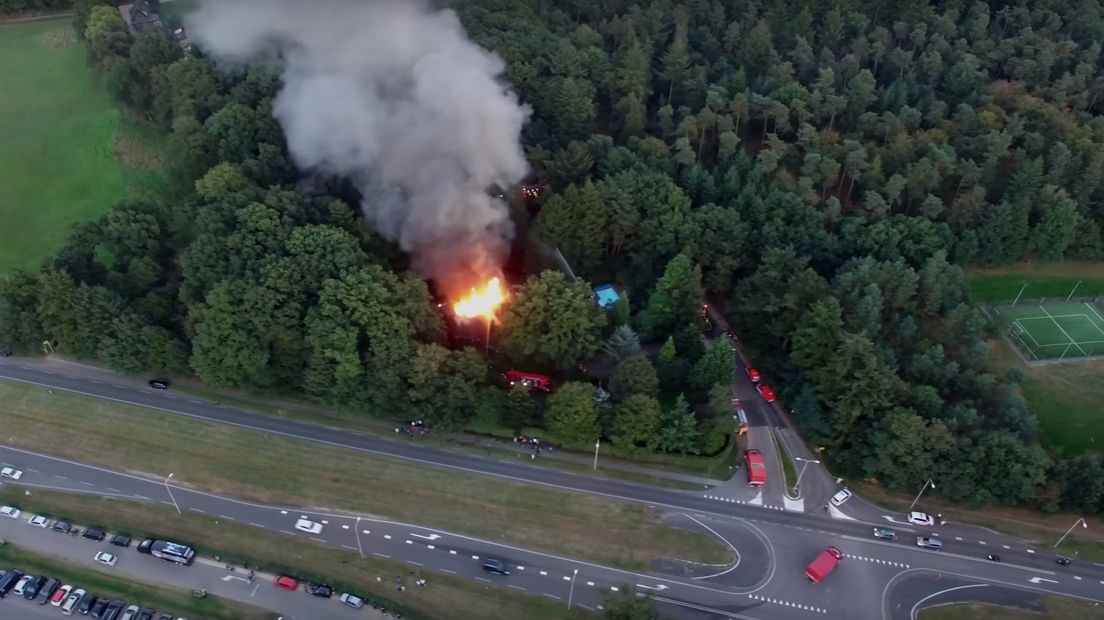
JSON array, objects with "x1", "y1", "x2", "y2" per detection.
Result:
[
  {"x1": 355, "y1": 516, "x2": 366, "y2": 559},
  {"x1": 908, "y1": 479, "x2": 935, "y2": 513},
  {"x1": 792, "y1": 457, "x2": 820, "y2": 495},
  {"x1": 164, "y1": 473, "x2": 181, "y2": 516},
  {"x1": 592, "y1": 439, "x2": 600, "y2": 471},
  {"x1": 1054, "y1": 517, "x2": 1088, "y2": 548},
  {"x1": 567, "y1": 568, "x2": 578, "y2": 609}
]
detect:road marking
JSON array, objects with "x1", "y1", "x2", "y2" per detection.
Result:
[
  {"x1": 373, "y1": 553, "x2": 390, "y2": 559},
  {"x1": 954, "y1": 537, "x2": 963, "y2": 541},
  {"x1": 405, "y1": 540, "x2": 413, "y2": 545},
  {"x1": 341, "y1": 524, "x2": 349, "y2": 530},
  {"x1": 539, "y1": 571, "x2": 547, "y2": 576},
  {"x1": 189, "y1": 508, "x2": 206, "y2": 514},
  {"x1": 543, "y1": 594, "x2": 562, "y2": 600},
  {"x1": 610, "y1": 586, "x2": 619, "y2": 592},
  {"x1": 112, "y1": 384, "x2": 126, "y2": 389},
  {"x1": 979, "y1": 541, "x2": 986, "y2": 545},
  {"x1": 1074, "y1": 576, "x2": 1082, "y2": 581},
  {"x1": 341, "y1": 545, "x2": 357, "y2": 551},
  {"x1": 189, "y1": 400, "x2": 202, "y2": 404},
  {"x1": 844, "y1": 554, "x2": 909, "y2": 569},
  {"x1": 407, "y1": 561, "x2": 423, "y2": 567},
  {"x1": 80, "y1": 481, "x2": 93, "y2": 486},
  {"x1": 1002, "y1": 545, "x2": 1010, "y2": 549},
  {"x1": 249, "y1": 522, "x2": 265, "y2": 528},
  {"x1": 1027, "y1": 549, "x2": 1035, "y2": 554},
  {"x1": 586, "y1": 581, "x2": 595, "y2": 586},
  {"x1": 427, "y1": 545, "x2": 435, "y2": 550},
  {"x1": 280, "y1": 510, "x2": 287, "y2": 515},
  {"x1": 106, "y1": 487, "x2": 121, "y2": 493},
  {"x1": 748, "y1": 594, "x2": 826, "y2": 614},
  {"x1": 28, "y1": 468, "x2": 40, "y2": 473},
  {"x1": 362, "y1": 530, "x2": 370, "y2": 535},
  {"x1": 509, "y1": 585, "x2": 526, "y2": 592},
  {"x1": 441, "y1": 569, "x2": 456, "y2": 575},
  {"x1": 90, "y1": 380, "x2": 101, "y2": 384},
  {"x1": 563, "y1": 576, "x2": 571, "y2": 581},
  {"x1": 475, "y1": 577, "x2": 491, "y2": 583},
  {"x1": 310, "y1": 536, "x2": 326, "y2": 543},
  {"x1": 516, "y1": 566, "x2": 524, "y2": 571},
  {"x1": 218, "y1": 515, "x2": 235, "y2": 521},
  {"x1": 383, "y1": 535, "x2": 391, "y2": 540},
  {"x1": 161, "y1": 501, "x2": 174, "y2": 506},
  {"x1": 471, "y1": 555, "x2": 479, "y2": 560},
  {"x1": 1028, "y1": 577, "x2": 1057, "y2": 584},
  {"x1": 411, "y1": 533, "x2": 441, "y2": 541},
  {"x1": 449, "y1": 550, "x2": 457, "y2": 555},
  {"x1": 279, "y1": 529, "x2": 295, "y2": 535},
  {"x1": 54, "y1": 475, "x2": 67, "y2": 480}
]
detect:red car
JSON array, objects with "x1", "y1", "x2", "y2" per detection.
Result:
[
  {"x1": 273, "y1": 575, "x2": 299, "y2": 591},
  {"x1": 756, "y1": 383, "x2": 776, "y2": 403},
  {"x1": 745, "y1": 367, "x2": 761, "y2": 383}
]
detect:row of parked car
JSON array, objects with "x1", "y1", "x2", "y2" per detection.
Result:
[{"x1": 0, "y1": 568, "x2": 182, "y2": 619}]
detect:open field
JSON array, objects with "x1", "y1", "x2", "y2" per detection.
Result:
[
  {"x1": 0, "y1": 380, "x2": 729, "y2": 570},
  {"x1": 0, "y1": 487, "x2": 592, "y2": 620},
  {"x1": 919, "y1": 595, "x2": 1104, "y2": 620},
  {"x1": 967, "y1": 261, "x2": 1104, "y2": 303},
  {"x1": 0, "y1": 538, "x2": 273, "y2": 620},
  {"x1": 0, "y1": 17, "x2": 171, "y2": 273}
]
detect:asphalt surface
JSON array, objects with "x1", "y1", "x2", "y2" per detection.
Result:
[{"x1": 3, "y1": 358, "x2": 1104, "y2": 619}]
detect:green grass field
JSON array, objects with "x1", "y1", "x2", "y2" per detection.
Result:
[
  {"x1": 919, "y1": 595, "x2": 1104, "y2": 620},
  {"x1": 0, "y1": 18, "x2": 170, "y2": 273},
  {"x1": 998, "y1": 302, "x2": 1104, "y2": 360},
  {"x1": 0, "y1": 380, "x2": 729, "y2": 570},
  {"x1": 967, "y1": 261, "x2": 1104, "y2": 303}
]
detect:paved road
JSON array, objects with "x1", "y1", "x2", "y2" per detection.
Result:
[{"x1": 3, "y1": 359, "x2": 1104, "y2": 618}]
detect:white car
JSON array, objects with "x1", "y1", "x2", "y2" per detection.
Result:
[
  {"x1": 62, "y1": 588, "x2": 86, "y2": 615},
  {"x1": 294, "y1": 518, "x2": 323, "y2": 534},
  {"x1": 907, "y1": 511, "x2": 935, "y2": 526},
  {"x1": 122, "y1": 605, "x2": 140, "y2": 620},
  {"x1": 0, "y1": 505, "x2": 20, "y2": 519},
  {"x1": 830, "y1": 488, "x2": 853, "y2": 506},
  {"x1": 339, "y1": 592, "x2": 364, "y2": 608},
  {"x1": 51, "y1": 584, "x2": 72, "y2": 606},
  {"x1": 28, "y1": 514, "x2": 50, "y2": 528},
  {"x1": 13, "y1": 575, "x2": 32, "y2": 596},
  {"x1": 94, "y1": 551, "x2": 118, "y2": 566},
  {"x1": 0, "y1": 466, "x2": 22, "y2": 480}
]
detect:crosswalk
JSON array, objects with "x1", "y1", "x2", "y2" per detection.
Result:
[
  {"x1": 747, "y1": 593, "x2": 827, "y2": 614},
  {"x1": 702, "y1": 494, "x2": 787, "y2": 511},
  {"x1": 844, "y1": 553, "x2": 910, "y2": 569}
]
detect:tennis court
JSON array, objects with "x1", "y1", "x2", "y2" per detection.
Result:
[{"x1": 998, "y1": 301, "x2": 1104, "y2": 360}]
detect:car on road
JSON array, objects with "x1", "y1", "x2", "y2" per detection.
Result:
[
  {"x1": 805, "y1": 546, "x2": 844, "y2": 583},
  {"x1": 0, "y1": 505, "x2": 20, "y2": 519},
  {"x1": 95, "y1": 551, "x2": 119, "y2": 566},
  {"x1": 62, "y1": 587, "x2": 86, "y2": 614},
  {"x1": 907, "y1": 511, "x2": 935, "y2": 526},
  {"x1": 1, "y1": 466, "x2": 23, "y2": 480},
  {"x1": 28, "y1": 514, "x2": 50, "y2": 528},
  {"x1": 273, "y1": 575, "x2": 299, "y2": 591},
  {"x1": 481, "y1": 558, "x2": 510, "y2": 575},
  {"x1": 339, "y1": 592, "x2": 365, "y2": 608},
  {"x1": 830, "y1": 488, "x2": 853, "y2": 506},
  {"x1": 111, "y1": 534, "x2": 132, "y2": 547},
  {"x1": 745, "y1": 367, "x2": 761, "y2": 383},
  {"x1": 756, "y1": 383, "x2": 777, "y2": 403},
  {"x1": 0, "y1": 347, "x2": 11, "y2": 357},
  {"x1": 83, "y1": 526, "x2": 106, "y2": 541},
  {"x1": 1056, "y1": 556, "x2": 1072, "y2": 566},
  {"x1": 986, "y1": 554, "x2": 1001, "y2": 562},
  {"x1": 51, "y1": 584, "x2": 72, "y2": 606},
  {"x1": 147, "y1": 379, "x2": 170, "y2": 390},
  {"x1": 307, "y1": 583, "x2": 333, "y2": 598},
  {"x1": 52, "y1": 520, "x2": 73, "y2": 534},
  {"x1": 872, "y1": 528, "x2": 898, "y2": 541},
  {"x1": 916, "y1": 536, "x2": 943, "y2": 550},
  {"x1": 13, "y1": 575, "x2": 34, "y2": 597},
  {"x1": 294, "y1": 518, "x2": 323, "y2": 534}
]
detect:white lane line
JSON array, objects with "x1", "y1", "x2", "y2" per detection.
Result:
[
  {"x1": 161, "y1": 501, "x2": 174, "y2": 506},
  {"x1": 441, "y1": 569, "x2": 456, "y2": 575},
  {"x1": 448, "y1": 550, "x2": 457, "y2": 555},
  {"x1": 586, "y1": 581, "x2": 595, "y2": 586},
  {"x1": 54, "y1": 475, "x2": 67, "y2": 480},
  {"x1": 610, "y1": 586, "x2": 619, "y2": 592},
  {"x1": 217, "y1": 515, "x2": 235, "y2": 521},
  {"x1": 341, "y1": 545, "x2": 357, "y2": 551},
  {"x1": 28, "y1": 469, "x2": 40, "y2": 473},
  {"x1": 1002, "y1": 545, "x2": 1010, "y2": 549},
  {"x1": 539, "y1": 571, "x2": 547, "y2": 576},
  {"x1": 979, "y1": 541, "x2": 986, "y2": 545},
  {"x1": 111, "y1": 384, "x2": 126, "y2": 389},
  {"x1": 106, "y1": 487, "x2": 121, "y2": 493},
  {"x1": 189, "y1": 508, "x2": 206, "y2": 514},
  {"x1": 543, "y1": 594, "x2": 562, "y2": 600},
  {"x1": 515, "y1": 566, "x2": 523, "y2": 571},
  {"x1": 471, "y1": 555, "x2": 479, "y2": 560},
  {"x1": 405, "y1": 540, "x2": 413, "y2": 545},
  {"x1": 475, "y1": 577, "x2": 491, "y2": 583},
  {"x1": 374, "y1": 553, "x2": 390, "y2": 559},
  {"x1": 509, "y1": 585, "x2": 526, "y2": 592},
  {"x1": 427, "y1": 545, "x2": 435, "y2": 550},
  {"x1": 562, "y1": 576, "x2": 571, "y2": 581},
  {"x1": 279, "y1": 530, "x2": 295, "y2": 535},
  {"x1": 383, "y1": 535, "x2": 391, "y2": 540},
  {"x1": 249, "y1": 522, "x2": 265, "y2": 528},
  {"x1": 90, "y1": 380, "x2": 102, "y2": 384},
  {"x1": 407, "y1": 561, "x2": 423, "y2": 567},
  {"x1": 341, "y1": 524, "x2": 349, "y2": 529},
  {"x1": 310, "y1": 537, "x2": 326, "y2": 543},
  {"x1": 80, "y1": 481, "x2": 94, "y2": 486}
]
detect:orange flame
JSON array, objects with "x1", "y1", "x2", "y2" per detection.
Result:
[{"x1": 453, "y1": 277, "x2": 506, "y2": 321}]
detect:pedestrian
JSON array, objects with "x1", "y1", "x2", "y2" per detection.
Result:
[{"x1": 530, "y1": 453, "x2": 535, "y2": 461}]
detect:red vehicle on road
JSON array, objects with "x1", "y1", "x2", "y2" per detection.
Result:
[
  {"x1": 805, "y1": 546, "x2": 843, "y2": 583},
  {"x1": 744, "y1": 449, "x2": 767, "y2": 486},
  {"x1": 273, "y1": 575, "x2": 299, "y2": 591},
  {"x1": 756, "y1": 383, "x2": 776, "y2": 403},
  {"x1": 505, "y1": 370, "x2": 552, "y2": 393},
  {"x1": 745, "y1": 367, "x2": 761, "y2": 383}
]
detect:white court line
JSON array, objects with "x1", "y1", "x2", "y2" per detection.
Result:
[{"x1": 1039, "y1": 305, "x2": 1087, "y2": 355}]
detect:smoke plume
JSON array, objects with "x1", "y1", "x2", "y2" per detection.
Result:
[{"x1": 187, "y1": 0, "x2": 529, "y2": 292}]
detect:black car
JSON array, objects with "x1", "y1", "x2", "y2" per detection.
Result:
[
  {"x1": 51, "y1": 520, "x2": 72, "y2": 534},
  {"x1": 157, "y1": 614, "x2": 174, "y2": 620},
  {"x1": 1057, "y1": 556, "x2": 1072, "y2": 566},
  {"x1": 136, "y1": 607, "x2": 156, "y2": 620},
  {"x1": 77, "y1": 591, "x2": 98, "y2": 614},
  {"x1": 102, "y1": 599, "x2": 126, "y2": 620},
  {"x1": 36, "y1": 577, "x2": 59, "y2": 604},
  {"x1": 481, "y1": 558, "x2": 510, "y2": 575},
  {"x1": 111, "y1": 534, "x2": 132, "y2": 547},
  {"x1": 0, "y1": 347, "x2": 10, "y2": 357},
  {"x1": 0, "y1": 569, "x2": 22, "y2": 598},
  {"x1": 147, "y1": 379, "x2": 170, "y2": 390},
  {"x1": 137, "y1": 538, "x2": 155, "y2": 554},
  {"x1": 306, "y1": 583, "x2": 333, "y2": 598},
  {"x1": 89, "y1": 596, "x2": 109, "y2": 616},
  {"x1": 83, "y1": 526, "x2": 106, "y2": 541},
  {"x1": 22, "y1": 575, "x2": 46, "y2": 600}
]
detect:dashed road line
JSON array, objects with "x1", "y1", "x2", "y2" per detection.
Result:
[
  {"x1": 310, "y1": 536, "x2": 326, "y2": 543},
  {"x1": 748, "y1": 594, "x2": 827, "y2": 614},
  {"x1": 249, "y1": 522, "x2": 265, "y2": 528},
  {"x1": 106, "y1": 487, "x2": 121, "y2": 493},
  {"x1": 374, "y1": 553, "x2": 390, "y2": 559},
  {"x1": 279, "y1": 529, "x2": 295, "y2": 536},
  {"x1": 475, "y1": 577, "x2": 491, "y2": 583},
  {"x1": 543, "y1": 594, "x2": 562, "y2": 600},
  {"x1": 189, "y1": 508, "x2": 206, "y2": 514},
  {"x1": 562, "y1": 576, "x2": 571, "y2": 581},
  {"x1": 217, "y1": 515, "x2": 235, "y2": 521},
  {"x1": 509, "y1": 585, "x2": 527, "y2": 592},
  {"x1": 844, "y1": 554, "x2": 909, "y2": 569},
  {"x1": 54, "y1": 475, "x2": 67, "y2": 480},
  {"x1": 441, "y1": 569, "x2": 456, "y2": 575},
  {"x1": 341, "y1": 545, "x2": 357, "y2": 551},
  {"x1": 539, "y1": 570, "x2": 548, "y2": 576},
  {"x1": 586, "y1": 581, "x2": 595, "y2": 586},
  {"x1": 448, "y1": 550, "x2": 457, "y2": 555},
  {"x1": 407, "y1": 561, "x2": 423, "y2": 567},
  {"x1": 79, "y1": 481, "x2": 94, "y2": 486}
]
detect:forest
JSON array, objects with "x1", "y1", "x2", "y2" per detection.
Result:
[{"x1": 3, "y1": 0, "x2": 1104, "y2": 514}]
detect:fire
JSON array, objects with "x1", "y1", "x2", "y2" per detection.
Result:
[{"x1": 453, "y1": 277, "x2": 506, "y2": 320}]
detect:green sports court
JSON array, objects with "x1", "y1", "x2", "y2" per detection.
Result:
[{"x1": 999, "y1": 301, "x2": 1104, "y2": 361}]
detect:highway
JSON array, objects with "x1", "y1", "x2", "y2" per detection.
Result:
[{"x1": 2, "y1": 358, "x2": 1104, "y2": 619}]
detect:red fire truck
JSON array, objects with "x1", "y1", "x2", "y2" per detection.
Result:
[
  {"x1": 804, "y1": 546, "x2": 843, "y2": 583},
  {"x1": 744, "y1": 449, "x2": 767, "y2": 486},
  {"x1": 505, "y1": 370, "x2": 552, "y2": 393}
]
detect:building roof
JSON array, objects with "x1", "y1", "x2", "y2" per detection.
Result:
[{"x1": 594, "y1": 284, "x2": 620, "y2": 308}]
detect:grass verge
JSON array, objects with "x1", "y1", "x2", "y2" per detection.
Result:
[
  {"x1": 966, "y1": 261, "x2": 1104, "y2": 303},
  {"x1": 0, "y1": 380, "x2": 730, "y2": 570},
  {"x1": 919, "y1": 595, "x2": 1104, "y2": 620},
  {"x1": 774, "y1": 432, "x2": 797, "y2": 494},
  {"x1": 0, "y1": 487, "x2": 591, "y2": 620},
  {"x1": 0, "y1": 538, "x2": 273, "y2": 620}
]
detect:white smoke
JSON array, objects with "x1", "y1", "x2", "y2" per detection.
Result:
[{"x1": 186, "y1": 0, "x2": 529, "y2": 292}]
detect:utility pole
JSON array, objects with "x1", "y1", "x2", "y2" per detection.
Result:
[
  {"x1": 355, "y1": 516, "x2": 366, "y2": 559},
  {"x1": 164, "y1": 473, "x2": 181, "y2": 516},
  {"x1": 567, "y1": 568, "x2": 578, "y2": 609},
  {"x1": 908, "y1": 479, "x2": 935, "y2": 513},
  {"x1": 592, "y1": 439, "x2": 600, "y2": 471},
  {"x1": 1067, "y1": 280, "x2": 1083, "y2": 302},
  {"x1": 792, "y1": 457, "x2": 820, "y2": 496},
  {"x1": 1054, "y1": 517, "x2": 1087, "y2": 548}
]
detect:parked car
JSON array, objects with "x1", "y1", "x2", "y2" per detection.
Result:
[
  {"x1": 37, "y1": 577, "x2": 60, "y2": 604},
  {"x1": 77, "y1": 591, "x2": 99, "y2": 615},
  {"x1": 907, "y1": 511, "x2": 935, "y2": 526},
  {"x1": 294, "y1": 518, "x2": 323, "y2": 534},
  {"x1": 28, "y1": 514, "x2": 50, "y2": 528},
  {"x1": 0, "y1": 347, "x2": 11, "y2": 357},
  {"x1": 136, "y1": 608, "x2": 156, "y2": 620},
  {"x1": 481, "y1": 558, "x2": 510, "y2": 575},
  {"x1": 95, "y1": 551, "x2": 119, "y2": 567},
  {"x1": 745, "y1": 367, "x2": 761, "y2": 383},
  {"x1": 0, "y1": 505, "x2": 20, "y2": 519},
  {"x1": 872, "y1": 528, "x2": 898, "y2": 541},
  {"x1": 13, "y1": 575, "x2": 34, "y2": 597},
  {"x1": 306, "y1": 583, "x2": 333, "y2": 598},
  {"x1": 755, "y1": 383, "x2": 777, "y2": 403},
  {"x1": 51, "y1": 584, "x2": 72, "y2": 606},
  {"x1": 103, "y1": 599, "x2": 127, "y2": 620},
  {"x1": 82, "y1": 527, "x2": 106, "y2": 541},
  {"x1": 0, "y1": 569, "x2": 23, "y2": 598},
  {"x1": 157, "y1": 614, "x2": 174, "y2": 620},
  {"x1": 147, "y1": 380, "x2": 170, "y2": 390},
  {"x1": 110, "y1": 534, "x2": 132, "y2": 547},
  {"x1": 23, "y1": 575, "x2": 47, "y2": 600},
  {"x1": 830, "y1": 488, "x2": 853, "y2": 506},
  {"x1": 339, "y1": 592, "x2": 365, "y2": 608},
  {"x1": 273, "y1": 575, "x2": 298, "y2": 591},
  {"x1": 62, "y1": 587, "x2": 86, "y2": 614},
  {"x1": 52, "y1": 520, "x2": 73, "y2": 534},
  {"x1": 1, "y1": 467, "x2": 23, "y2": 480},
  {"x1": 89, "y1": 598, "x2": 110, "y2": 617},
  {"x1": 137, "y1": 539, "x2": 155, "y2": 554}
]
